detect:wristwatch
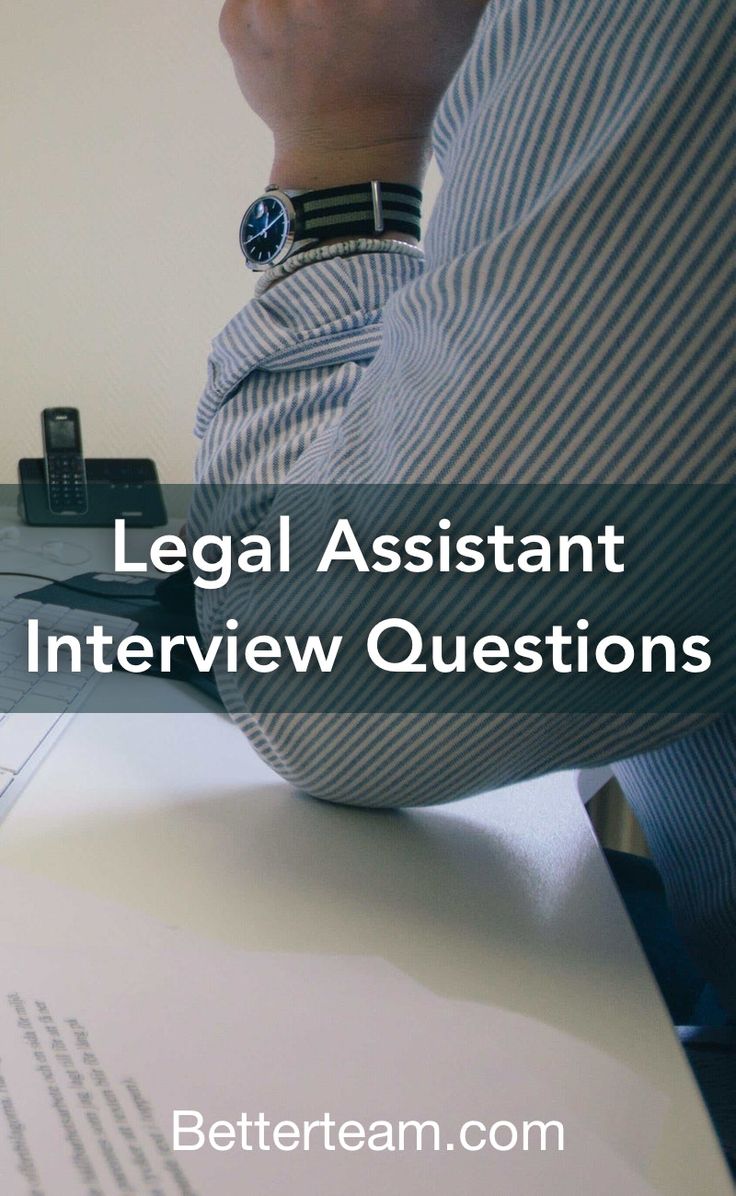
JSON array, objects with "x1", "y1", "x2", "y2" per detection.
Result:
[{"x1": 238, "y1": 181, "x2": 422, "y2": 271}]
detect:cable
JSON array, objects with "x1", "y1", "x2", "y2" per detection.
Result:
[{"x1": 0, "y1": 571, "x2": 160, "y2": 602}]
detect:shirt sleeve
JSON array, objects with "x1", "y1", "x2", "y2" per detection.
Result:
[
  {"x1": 194, "y1": 242, "x2": 425, "y2": 486},
  {"x1": 193, "y1": 1, "x2": 733, "y2": 806}
]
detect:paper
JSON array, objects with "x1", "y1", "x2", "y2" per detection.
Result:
[{"x1": 0, "y1": 866, "x2": 668, "y2": 1195}]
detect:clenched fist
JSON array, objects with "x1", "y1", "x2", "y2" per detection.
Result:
[{"x1": 219, "y1": 0, "x2": 488, "y2": 188}]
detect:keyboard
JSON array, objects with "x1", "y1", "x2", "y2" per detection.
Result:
[{"x1": 0, "y1": 595, "x2": 136, "y2": 821}]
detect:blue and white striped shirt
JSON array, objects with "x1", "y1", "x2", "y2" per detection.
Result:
[{"x1": 195, "y1": 1, "x2": 734, "y2": 1007}]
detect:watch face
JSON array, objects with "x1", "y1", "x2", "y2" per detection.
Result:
[{"x1": 239, "y1": 195, "x2": 292, "y2": 267}]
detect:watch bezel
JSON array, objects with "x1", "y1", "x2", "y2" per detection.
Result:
[{"x1": 239, "y1": 190, "x2": 297, "y2": 271}]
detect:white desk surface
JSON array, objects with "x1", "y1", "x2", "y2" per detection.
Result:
[{"x1": 0, "y1": 509, "x2": 731, "y2": 1194}]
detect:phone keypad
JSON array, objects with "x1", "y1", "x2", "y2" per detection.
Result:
[{"x1": 48, "y1": 454, "x2": 88, "y2": 514}]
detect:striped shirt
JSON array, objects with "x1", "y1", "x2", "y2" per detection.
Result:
[{"x1": 195, "y1": 1, "x2": 735, "y2": 1009}]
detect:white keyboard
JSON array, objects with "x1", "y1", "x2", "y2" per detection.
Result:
[{"x1": 0, "y1": 595, "x2": 136, "y2": 819}]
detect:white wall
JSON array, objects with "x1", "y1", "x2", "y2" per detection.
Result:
[
  {"x1": 2, "y1": 1, "x2": 269, "y2": 482},
  {"x1": 2, "y1": 3, "x2": 440, "y2": 484}
]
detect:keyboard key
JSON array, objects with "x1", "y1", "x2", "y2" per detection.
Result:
[
  {"x1": 0, "y1": 712, "x2": 62, "y2": 773},
  {"x1": 3, "y1": 666, "x2": 37, "y2": 684},
  {"x1": 30, "y1": 680, "x2": 82, "y2": 703},
  {"x1": 56, "y1": 615, "x2": 95, "y2": 633},
  {"x1": 104, "y1": 617, "x2": 137, "y2": 634},
  {"x1": 0, "y1": 599, "x2": 40, "y2": 622},
  {"x1": 33, "y1": 605, "x2": 71, "y2": 629},
  {"x1": 11, "y1": 696, "x2": 69, "y2": 716},
  {"x1": 0, "y1": 627, "x2": 29, "y2": 657}
]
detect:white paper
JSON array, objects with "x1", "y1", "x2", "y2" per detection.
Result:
[{"x1": 0, "y1": 865, "x2": 668, "y2": 1195}]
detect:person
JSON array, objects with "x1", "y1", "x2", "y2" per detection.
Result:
[{"x1": 193, "y1": 0, "x2": 735, "y2": 1018}]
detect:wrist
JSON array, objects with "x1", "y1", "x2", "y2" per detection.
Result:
[{"x1": 269, "y1": 136, "x2": 430, "y2": 193}]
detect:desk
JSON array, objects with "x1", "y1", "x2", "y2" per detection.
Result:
[{"x1": 0, "y1": 509, "x2": 731, "y2": 1193}]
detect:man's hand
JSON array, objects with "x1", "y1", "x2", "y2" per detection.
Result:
[{"x1": 219, "y1": 0, "x2": 488, "y2": 189}]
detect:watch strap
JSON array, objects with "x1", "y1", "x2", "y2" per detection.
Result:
[{"x1": 288, "y1": 182, "x2": 422, "y2": 242}]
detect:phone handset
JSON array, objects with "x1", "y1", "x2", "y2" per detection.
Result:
[{"x1": 42, "y1": 407, "x2": 88, "y2": 515}]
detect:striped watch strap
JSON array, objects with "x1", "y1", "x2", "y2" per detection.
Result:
[{"x1": 293, "y1": 182, "x2": 422, "y2": 241}]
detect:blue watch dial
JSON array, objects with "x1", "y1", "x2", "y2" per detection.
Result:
[{"x1": 239, "y1": 196, "x2": 290, "y2": 266}]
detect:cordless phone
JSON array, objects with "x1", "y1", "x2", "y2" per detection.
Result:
[
  {"x1": 42, "y1": 407, "x2": 88, "y2": 515},
  {"x1": 19, "y1": 408, "x2": 167, "y2": 526}
]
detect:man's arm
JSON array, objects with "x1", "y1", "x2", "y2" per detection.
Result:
[
  {"x1": 218, "y1": 0, "x2": 488, "y2": 191},
  {"x1": 195, "y1": 0, "x2": 733, "y2": 805}
]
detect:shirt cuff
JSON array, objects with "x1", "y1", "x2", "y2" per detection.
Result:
[
  {"x1": 195, "y1": 241, "x2": 424, "y2": 439},
  {"x1": 254, "y1": 237, "x2": 424, "y2": 295}
]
